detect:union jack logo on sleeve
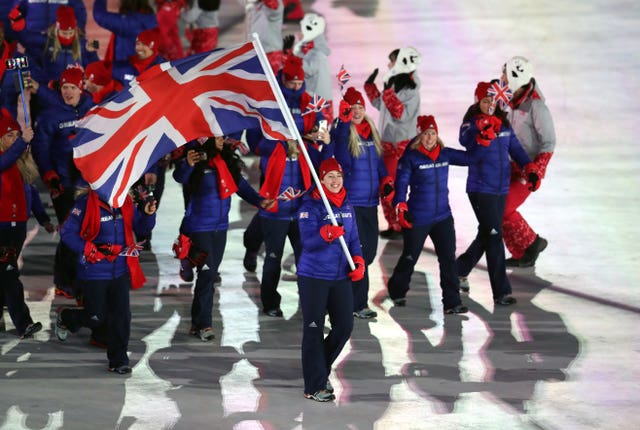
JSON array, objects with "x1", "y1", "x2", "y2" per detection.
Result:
[
  {"x1": 72, "y1": 42, "x2": 293, "y2": 208},
  {"x1": 488, "y1": 79, "x2": 513, "y2": 112}
]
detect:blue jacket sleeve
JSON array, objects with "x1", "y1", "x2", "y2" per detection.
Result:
[
  {"x1": 459, "y1": 120, "x2": 477, "y2": 149},
  {"x1": 28, "y1": 184, "x2": 51, "y2": 225},
  {"x1": 444, "y1": 147, "x2": 469, "y2": 166},
  {"x1": 60, "y1": 196, "x2": 88, "y2": 254},
  {"x1": 392, "y1": 151, "x2": 412, "y2": 205},
  {"x1": 31, "y1": 115, "x2": 57, "y2": 175},
  {"x1": 298, "y1": 199, "x2": 330, "y2": 252},
  {"x1": 236, "y1": 176, "x2": 262, "y2": 207},
  {"x1": 172, "y1": 159, "x2": 195, "y2": 184},
  {"x1": 133, "y1": 207, "x2": 156, "y2": 239}
]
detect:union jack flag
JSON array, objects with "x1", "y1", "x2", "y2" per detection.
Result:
[
  {"x1": 278, "y1": 186, "x2": 303, "y2": 201},
  {"x1": 72, "y1": 42, "x2": 293, "y2": 207},
  {"x1": 488, "y1": 78, "x2": 513, "y2": 112},
  {"x1": 336, "y1": 64, "x2": 351, "y2": 91},
  {"x1": 301, "y1": 93, "x2": 328, "y2": 116}
]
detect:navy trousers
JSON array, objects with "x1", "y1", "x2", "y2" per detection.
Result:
[
  {"x1": 260, "y1": 217, "x2": 301, "y2": 312},
  {"x1": 298, "y1": 275, "x2": 354, "y2": 394},
  {"x1": 62, "y1": 275, "x2": 132, "y2": 368},
  {"x1": 0, "y1": 225, "x2": 34, "y2": 335},
  {"x1": 352, "y1": 206, "x2": 378, "y2": 312},
  {"x1": 456, "y1": 192, "x2": 512, "y2": 299},
  {"x1": 190, "y1": 230, "x2": 227, "y2": 329},
  {"x1": 387, "y1": 216, "x2": 462, "y2": 309}
]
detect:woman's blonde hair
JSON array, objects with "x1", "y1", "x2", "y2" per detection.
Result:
[
  {"x1": 46, "y1": 25, "x2": 83, "y2": 62},
  {"x1": 410, "y1": 133, "x2": 445, "y2": 150},
  {"x1": 347, "y1": 115, "x2": 382, "y2": 158},
  {"x1": 16, "y1": 150, "x2": 40, "y2": 185}
]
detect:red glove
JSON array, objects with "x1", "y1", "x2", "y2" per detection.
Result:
[
  {"x1": 489, "y1": 115, "x2": 503, "y2": 133},
  {"x1": 172, "y1": 233, "x2": 191, "y2": 259},
  {"x1": 84, "y1": 242, "x2": 106, "y2": 264},
  {"x1": 319, "y1": 224, "x2": 345, "y2": 243},
  {"x1": 475, "y1": 115, "x2": 497, "y2": 146},
  {"x1": 98, "y1": 244, "x2": 123, "y2": 262},
  {"x1": 9, "y1": 5, "x2": 26, "y2": 32},
  {"x1": 396, "y1": 202, "x2": 413, "y2": 229},
  {"x1": 348, "y1": 255, "x2": 365, "y2": 282},
  {"x1": 524, "y1": 162, "x2": 541, "y2": 191},
  {"x1": 338, "y1": 99, "x2": 353, "y2": 122},
  {"x1": 379, "y1": 176, "x2": 394, "y2": 204},
  {"x1": 43, "y1": 170, "x2": 64, "y2": 199},
  {"x1": 382, "y1": 87, "x2": 404, "y2": 119},
  {"x1": 364, "y1": 82, "x2": 380, "y2": 104}
]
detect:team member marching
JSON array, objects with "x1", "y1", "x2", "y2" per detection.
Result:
[
  {"x1": 55, "y1": 186, "x2": 157, "y2": 374},
  {"x1": 173, "y1": 136, "x2": 273, "y2": 341},
  {"x1": 296, "y1": 157, "x2": 365, "y2": 402},
  {"x1": 0, "y1": 109, "x2": 55, "y2": 339},
  {"x1": 386, "y1": 115, "x2": 468, "y2": 314},
  {"x1": 330, "y1": 87, "x2": 394, "y2": 319}
]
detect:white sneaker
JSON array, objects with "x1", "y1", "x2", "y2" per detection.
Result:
[{"x1": 459, "y1": 277, "x2": 470, "y2": 293}]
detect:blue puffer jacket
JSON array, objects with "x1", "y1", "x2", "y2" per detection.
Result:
[
  {"x1": 393, "y1": 144, "x2": 468, "y2": 227},
  {"x1": 459, "y1": 115, "x2": 531, "y2": 195},
  {"x1": 60, "y1": 194, "x2": 155, "y2": 281},
  {"x1": 31, "y1": 93, "x2": 95, "y2": 186},
  {"x1": 28, "y1": 38, "x2": 99, "y2": 85},
  {"x1": 296, "y1": 191, "x2": 362, "y2": 281},
  {"x1": 173, "y1": 157, "x2": 261, "y2": 233},
  {"x1": 257, "y1": 140, "x2": 316, "y2": 221},
  {"x1": 93, "y1": 0, "x2": 157, "y2": 62},
  {"x1": 331, "y1": 118, "x2": 388, "y2": 207},
  {"x1": 12, "y1": 0, "x2": 87, "y2": 55}
]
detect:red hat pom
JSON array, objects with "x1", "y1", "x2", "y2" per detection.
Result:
[
  {"x1": 282, "y1": 56, "x2": 305, "y2": 81},
  {"x1": 56, "y1": 6, "x2": 77, "y2": 31},
  {"x1": 416, "y1": 115, "x2": 438, "y2": 135},
  {"x1": 343, "y1": 86, "x2": 365, "y2": 108},
  {"x1": 319, "y1": 157, "x2": 343, "y2": 179}
]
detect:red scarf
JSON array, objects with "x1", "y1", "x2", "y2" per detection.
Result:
[
  {"x1": 312, "y1": 185, "x2": 346, "y2": 208},
  {"x1": 417, "y1": 144, "x2": 441, "y2": 161},
  {"x1": 301, "y1": 41, "x2": 315, "y2": 55},
  {"x1": 510, "y1": 82, "x2": 541, "y2": 109},
  {"x1": 259, "y1": 142, "x2": 311, "y2": 212},
  {"x1": 208, "y1": 154, "x2": 238, "y2": 199},
  {"x1": 0, "y1": 153, "x2": 27, "y2": 223},
  {"x1": 80, "y1": 190, "x2": 146, "y2": 289},
  {"x1": 130, "y1": 52, "x2": 159, "y2": 75},
  {"x1": 355, "y1": 121, "x2": 371, "y2": 139}
]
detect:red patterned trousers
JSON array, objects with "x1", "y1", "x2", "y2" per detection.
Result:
[{"x1": 502, "y1": 177, "x2": 536, "y2": 259}]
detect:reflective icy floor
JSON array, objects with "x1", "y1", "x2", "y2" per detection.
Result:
[{"x1": 1, "y1": 1, "x2": 639, "y2": 429}]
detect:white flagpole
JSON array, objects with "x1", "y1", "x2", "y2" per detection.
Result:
[{"x1": 251, "y1": 33, "x2": 355, "y2": 270}]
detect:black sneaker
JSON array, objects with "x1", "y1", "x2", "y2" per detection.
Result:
[
  {"x1": 108, "y1": 365, "x2": 132, "y2": 375},
  {"x1": 444, "y1": 304, "x2": 469, "y2": 314},
  {"x1": 326, "y1": 380, "x2": 334, "y2": 394},
  {"x1": 214, "y1": 273, "x2": 222, "y2": 285},
  {"x1": 392, "y1": 298, "x2": 406, "y2": 307},
  {"x1": 518, "y1": 235, "x2": 548, "y2": 267},
  {"x1": 353, "y1": 308, "x2": 377, "y2": 319},
  {"x1": 243, "y1": 250, "x2": 258, "y2": 272},
  {"x1": 379, "y1": 229, "x2": 401, "y2": 239},
  {"x1": 20, "y1": 322, "x2": 42, "y2": 339},
  {"x1": 505, "y1": 257, "x2": 521, "y2": 267},
  {"x1": 198, "y1": 327, "x2": 215, "y2": 342},
  {"x1": 54, "y1": 308, "x2": 69, "y2": 341},
  {"x1": 264, "y1": 308, "x2": 283, "y2": 317},
  {"x1": 494, "y1": 295, "x2": 517, "y2": 306},
  {"x1": 304, "y1": 390, "x2": 335, "y2": 402}
]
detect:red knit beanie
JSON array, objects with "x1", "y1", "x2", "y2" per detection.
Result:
[
  {"x1": 416, "y1": 115, "x2": 438, "y2": 134},
  {"x1": 85, "y1": 61, "x2": 112, "y2": 86},
  {"x1": 319, "y1": 157, "x2": 343, "y2": 179},
  {"x1": 60, "y1": 67, "x2": 84, "y2": 89},
  {"x1": 282, "y1": 56, "x2": 304, "y2": 81},
  {"x1": 343, "y1": 86, "x2": 365, "y2": 108},
  {"x1": 474, "y1": 81, "x2": 491, "y2": 103},
  {"x1": 0, "y1": 108, "x2": 20, "y2": 136},
  {"x1": 137, "y1": 28, "x2": 160, "y2": 53},
  {"x1": 56, "y1": 6, "x2": 77, "y2": 31}
]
